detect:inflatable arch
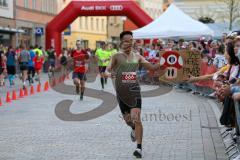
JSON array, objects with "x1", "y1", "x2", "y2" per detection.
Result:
[{"x1": 46, "y1": 0, "x2": 153, "y2": 55}]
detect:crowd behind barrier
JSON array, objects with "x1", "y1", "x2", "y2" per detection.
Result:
[{"x1": 1, "y1": 32, "x2": 240, "y2": 159}]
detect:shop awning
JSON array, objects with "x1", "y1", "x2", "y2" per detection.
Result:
[{"x1": 0, "y1": 26, "x2": 25, "y2": 33}]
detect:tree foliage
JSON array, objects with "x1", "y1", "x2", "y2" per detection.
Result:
[{"x1": 216, "y1": 0, "x2": 240, "y2": 30}]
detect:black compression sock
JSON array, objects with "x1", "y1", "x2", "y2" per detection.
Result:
[
  {"x1": 137, "y1": 144, "x2": 142, "y2": 150},
  {"x1": 105, "y1": 77, "x2": 107, "y2": 83},
  {"x1": 100, "y1": 78, "x2": 104, "y2": 89}
]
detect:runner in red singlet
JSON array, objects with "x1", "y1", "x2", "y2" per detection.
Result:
[{"x1": 72, "y1": 40, "x2": 89, "y2": 101}]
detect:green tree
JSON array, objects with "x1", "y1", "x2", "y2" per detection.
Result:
[{"x1": 217, "y1": 0, "x2": 240, "y2": 30}]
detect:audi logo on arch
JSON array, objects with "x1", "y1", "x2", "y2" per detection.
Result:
[{"x1": 110, "y1": 5, "x2": 123, "y2": 11}]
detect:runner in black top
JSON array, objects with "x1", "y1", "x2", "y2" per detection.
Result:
[
  {"x1": 47, "y1": 47, "x2": 56, "y2": 78},
  {"x1": 59, "y1": 48, "x2": 68, "y2": 76},
  {"x1": 108, "y1": 31, "x2": 165, "y2": 159}
]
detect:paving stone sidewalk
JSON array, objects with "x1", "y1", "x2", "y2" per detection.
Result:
[{"x1": 0, "y1": 77, "x2": 227, "y2": 160}]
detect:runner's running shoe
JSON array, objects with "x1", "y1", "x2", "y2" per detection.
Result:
[{"x1": 133, "y1": 148, "x2": 142, "y2": 159}]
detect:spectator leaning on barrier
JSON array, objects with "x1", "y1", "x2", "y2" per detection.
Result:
[
  {"x1": 188, "y1": 40, "x2": 240, "y2": 127},
  {"x1": 218, "y1": 37, "x2": 240, "y2": 100},
  {"x1": 187, "y1": 42, "x2": 239, "y2": 84}
]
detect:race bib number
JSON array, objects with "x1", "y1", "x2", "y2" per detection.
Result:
[
  {"x1": 122, "y1": 72, "x2": 137, "y2": 83},
  {"x1": 75, "y1": 61, "x2": 84, "y2": 67}
]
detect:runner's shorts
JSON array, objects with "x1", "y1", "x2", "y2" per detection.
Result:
[
  {"x1": 48, "y1": 59, "x2": 55, "y2": 67},
  {"x1": 99, "y1": 66, "x2": 107, "y2": 73},
  {"x1": 72, "y1": 72, "x2": 87, "y2": 81},
  {"x1": 116, "y1": 84, "x2": 142, "y2": 115},
  {"x1": 7, "y1": 65, "x2": 16, "y2": 75},
  {"x1": 19, "y1": 62, "x2": 28, "y2": 71},
  {"x1": 28, "y1": 66, "x2": 35, "y2": 74}
]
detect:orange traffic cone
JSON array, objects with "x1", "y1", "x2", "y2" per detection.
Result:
[
  {"x1": 24, "y1": 87, "x2": 28, "y2": 96},
  {"x1": 44, "y1": 81, "x2": 49, "y2": 91},
  {"x1": 37, "y1": 84, "x2": 41, "y2": 93},
  {"x1": 12, "y1": 90, "x2": 17, "y2": 100},
  {"x1": 0, "y1": 97, "x2": 2, "y2": 106},
  {"x1": 30, "y1": 86, "x2": 34, "y2": 95},
  {"x1": 6, "y1": 92, "x2": 11, "y2": 103},
  {"x1": 19, "y1": 88, "x2": 24, "y2": 98}
]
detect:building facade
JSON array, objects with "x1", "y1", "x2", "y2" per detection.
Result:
[
  {"x1": 142, "y1": 0, "x2": 163, "y2": 19},
  {"x1": 107, "y1": 16, "x2": 124, "y2": 44},
  {"x1": 59, "y1": 0, "x2": 108, "y2": 50},
  {"x1": 0, "y1": 0, "x2": 16, "y2": 47},
  {"x1": 15, "y1": 0, "x2": 58, "y2": 49},
  {"x1": 124, "y1": 0, "x2": 163, "y2": 31},
  {"x1": 171, "y1": 0, "x2": 240, "y2": 26},
  {"x1": 163, "y1": 0, "x2": 173, "y2": 11}
]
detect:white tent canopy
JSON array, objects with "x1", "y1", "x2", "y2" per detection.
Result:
[{"x1": 133, "y1": 4, "x2": 214, "y2": 39}]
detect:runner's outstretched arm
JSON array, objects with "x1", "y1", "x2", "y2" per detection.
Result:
[
  {"x1": 107, "y1": 54, "x2": 117, "y2": 73},
  {"x1": 186, "y1": 69, "x2": 224, "y2": 83},
  {"x1": 139, "y1": 55, "x2": 167, "y2": 77},
  {"x1": 139, "y1": 55, "x2": 160, "y2": 71}
]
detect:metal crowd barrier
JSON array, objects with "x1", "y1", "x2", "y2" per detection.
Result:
[{"x1": 222, "y1": 100, "x2": 240, "y2": 160}]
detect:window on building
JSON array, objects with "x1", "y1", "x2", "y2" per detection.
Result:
[
  {"x1": 82, "y1": 40, "x2": 89, "y2": 49},
  {"x1": 52, "y1": 0, "x2": 56, "y2": 14},
  {"x1": 85, "y1": 17, "x2": 88, "y2": 30},
  {"x1": 21, "y1": 27, "x2": 32, "y2": 36},
  {"x1": 96, "y1": 18, "x2": 99, "y2": 31},
  {"x1": 79, "y1": 17, "x2": 83, "y2": 29},
  {"x1": 42, "y1": 0, "x2": 49, "y2": 12},
  {"x1": 114, "y1": 17, "x2": 117, "y2": 24},
  {"x1": 52, "y1": 1, "x2": 54, "y2": 13},
  {"x1": 0, "y1": 0, "x2": 8, "y2": 7},
  {"x1": 24, "y1": 0, "x2": 28, "y2": 8},
  {"x1": 32, "y1": 0, "x2": 36, "y2": 9},
  {"x1": 102, "y1": 19, "x2": 105, "y2": 32},
  {"x1": 50, "y1": 0, "x2": 54, "y2": 14},
  {"x1": 91, "y1": 18, "x2": 94, "y2": 30},
  {"x1": 42, "y1": 0, "x2": 46, "y2": 11},
  {"x1": 47, "y1": 0, "x2": 51, "y2": 13}
]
